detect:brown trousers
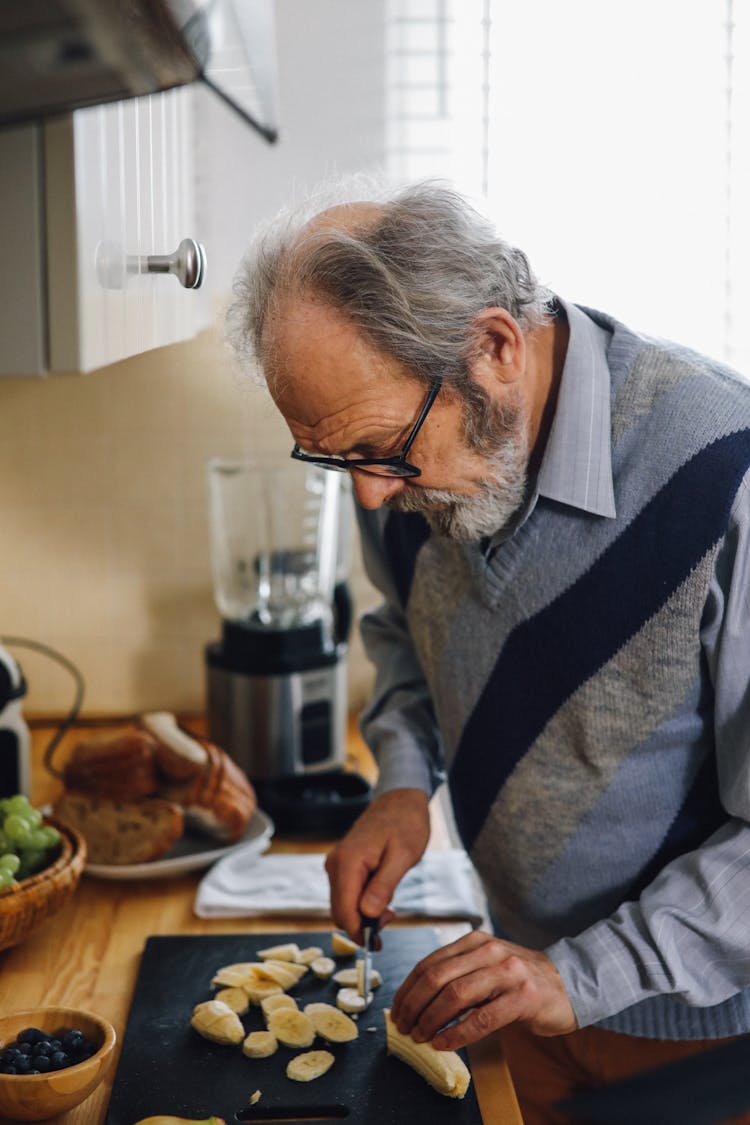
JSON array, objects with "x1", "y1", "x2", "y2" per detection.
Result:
[{"x1": 499, "y1": 1022, "x2": 750, "y2": 1125}]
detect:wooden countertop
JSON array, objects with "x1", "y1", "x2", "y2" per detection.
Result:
[{"x1": 0, "y1": 717, "x2": 521, "y2": 1125}]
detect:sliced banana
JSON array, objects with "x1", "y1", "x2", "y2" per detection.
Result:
[
  {"x1": 336, "y1": 986, "x2": 372, "y2": 1013},
  {"x1": 251, "y1": 959, "x2": 308, "y2": 990},
  {"x1": 212, "y1": 962, "x2": 257, "y2": 989},
  {"x1": 331, "y1": 932, "x2": 359, "y2": 957},
  {"x1": 243, "y1": 979, "x2": 284, "y2": 1005},
  {"x1": 332, "y1": 966, "x2": 382, "y2": 989},
  {"x1": 249, "y1": 1091, "x2": 262, "y2": 1105},
  {"x1": 261, "y1": 994, "x2": 298, "y2": 1021},
  {"x1": 297, "y1": 945, "x2": 324, "y2": 965},
  {"x1": 303, "y1": 1002, "x2": 359, "y2": 1043},
  {"x1": 214, "y1": 987, "x2": 250, "y2": 1015},
  {"x1": 310, "y1": 956, "x2": 336, "y2": 980},
  {"x1": 257, "y1": 942, "x2": 301, "y2": 962},
  {"x1": 266, "y1": 1008, "x2": 316, "y2": 1048},
  {"x1": 191, "y1": 1000, "x2": 245, "y2": 1045},
  {"x1": 286, "y1": 1050, "x2": 336, "y2": 1083},
  {"x1": 242, "y1": 1031, "x2": 279, "y2": 1058}
]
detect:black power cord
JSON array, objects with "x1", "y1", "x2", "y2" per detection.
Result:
[{"x1": 0, "y1": 636, "x2": 86, "y2": 779}]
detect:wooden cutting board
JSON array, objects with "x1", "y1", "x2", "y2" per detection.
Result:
[{"x1": 105, "y1": 928, "x2": 484, "y2": 1124}]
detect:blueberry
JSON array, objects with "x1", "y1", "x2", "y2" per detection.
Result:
[
  {"x1": 18, "y1": 1027, "x2": 45, "y2": 1045},
  {"x1": 1, "y1": 1047, "x2": 21, "y2": 1063},
  {"x1": 34, "y1": 1055, "x2": 51, "y2": 1072},
  {"x1": 13, "y1": 1056, "x2": 31, "y2": 1073},
  {"x1": 27, "y1": 1068, "x2": 40, "y2": 1075},
  {"x1": 48, "y1": 1039, "x2": 62, "y2": 1051},
  {"x1": 17, "y1": 1042, "x2": 34, "y2": 1056},
  {"x1": 32, "y1": 1041, "x2": 54, "y2": 1057},
  {"x1": 0, "y1": 1064, "x2": 17, "y2": 1074},
  {"x1": 50, "y1": 1051, "x2": 69, "y2": 1070}
]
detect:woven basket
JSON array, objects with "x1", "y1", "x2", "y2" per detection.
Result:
[{"x1": 0, "y1": 817, "x2": 87, "y2": 953}]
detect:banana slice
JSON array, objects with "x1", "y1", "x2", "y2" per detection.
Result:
[
  {"x1": 243, "y1": 979, "x2": 284, "y2": 1004},
  {"x1": 332, "y1": 966, "x2": 382, "y2": 989},
  {"x1": 215, "y1": 987, "x2": 250, "y2": 1015},
  {"x1": 303, "y1": 1002, "x2": 359, "y2": 1043},
  {"x1": 266, "y1": 1008, "x2": 316, "y2": 1048},
  {"x1": 191, "y1": 1000, "x2": 245, "y2": 1045},
  {"x1": 286, "y1": 1050, "x2": 336, "y2": 1082},
  {"x1": 212, "y1": 962, "x2": 257, "y2": 989},
  {"x1": 249, "y1": 1091, "x2": 261, "y2": 1105},
  {"x1": 261, "y1": 994, "x2": 298, "y2": 1021},
  {"x1": 297, "y1": 945, "x2": 324, "y2": 965},
  {"x1": 251, "y1": 959, "x2": 308, "y2": 990},
  {"x1": 336, "y1": 986, "x2": 372, "y2": 1013},
  {"x1": 310, "y1": 956, "x2": 336, "y2": 980},
  {"x1": 257, "y1": 942, "x2": 301, "y2": 962},
  {"x1": 242, "y1": 1031, "x2": 278, "y2": 1058},
  {"x1": 331, "y1": 932, "x2": 358, "y2": 957}
]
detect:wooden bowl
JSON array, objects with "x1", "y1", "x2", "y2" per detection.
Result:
[
  {"x1": 0, "y1": 818, "x2": 86, "y2": 953},
  {"x1": 0, "y1": 1007, "x2": 116, "y2": 1121}
]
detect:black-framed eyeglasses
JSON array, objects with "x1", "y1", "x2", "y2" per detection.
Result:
[{"x1": 291, "y1": 377, "x2": 442, "y2": 478}]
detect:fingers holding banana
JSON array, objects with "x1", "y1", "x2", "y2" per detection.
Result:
[{"x1": 391, "y1": 930, "x2": 577, "y2": 1049}]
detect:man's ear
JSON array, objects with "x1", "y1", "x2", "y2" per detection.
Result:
[{"x1": 469, "y1": 307, "x2": 525, "y2": 388}]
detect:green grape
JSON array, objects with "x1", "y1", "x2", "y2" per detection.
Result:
[
  {"x1": 3, "y1": 813, "x2": 32, "y2": 845},
  {"x1": 0, "y1": 853, "x2": 20, "y2": 875},
  {"x1": 3, "y1": 794, "x2": 31, "y2": 816},
  {"x1": 0, "y1": 830, "x2": 11, "y2": 854},
  {"x1": 27, "y1": 828, "x2": 54, "y2": 850},
  {"x1": 16, "y1": 849, "x2": 45, "y2": 881},
  {"x1": 38, "y1": 825, "x2": 60, "y2": 848},
  {"x1": 0, "y1": 868, "x2": 15, "y2": 890}
]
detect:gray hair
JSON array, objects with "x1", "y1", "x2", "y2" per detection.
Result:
[{"x1": 226, "y1": 178, "x2": 552, "y2": 394}]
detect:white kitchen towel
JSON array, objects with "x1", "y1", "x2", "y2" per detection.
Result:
[{"x1": 194, "y1": 847, "x2": 488, "y2": 927}]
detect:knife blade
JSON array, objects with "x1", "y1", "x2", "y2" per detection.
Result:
[{"x1": 359, "y1": 912, "x2": 380, "y2": 999}]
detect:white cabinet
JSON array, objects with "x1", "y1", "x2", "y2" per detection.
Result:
[{"x1": 0, "y1": 87, "x2": 208, "y2": 376}]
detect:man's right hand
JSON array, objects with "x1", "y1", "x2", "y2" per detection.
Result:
[{"x1": 324, "y1": 788, "x2": 431, "y2": 942}]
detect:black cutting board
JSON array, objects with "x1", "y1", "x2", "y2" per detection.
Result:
[{"x1": 105, "y1": 928, "x2": 482, "y2": 1125}]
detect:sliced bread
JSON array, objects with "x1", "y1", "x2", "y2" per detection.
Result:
[{"x1": 54, "y1": 791, "x2": 184, "y2": 865}]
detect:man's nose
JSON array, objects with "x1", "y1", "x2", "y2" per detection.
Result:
[{"x1": 350, "y1": 472, "x2": 406, "y2": 509}]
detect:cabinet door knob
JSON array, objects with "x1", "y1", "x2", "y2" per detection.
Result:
[{"x1": 140, "y1": 238, "x2": 207, "y2": 289}]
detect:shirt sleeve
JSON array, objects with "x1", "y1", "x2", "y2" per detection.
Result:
[
  {"x1": 355, "y1": 506, "x2": 446, "y2": 799},
  {"x1": 546, "y1": 470, "x2": 750, "y2": 1027}
]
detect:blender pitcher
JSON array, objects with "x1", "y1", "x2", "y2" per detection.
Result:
[{"x1": 204, "y1": 457, "x2": 351, "y2": 784}]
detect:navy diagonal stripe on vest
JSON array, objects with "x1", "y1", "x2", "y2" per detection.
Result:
[
  {"x1": 383, "y1": 510, "x2": 431, "y2": 609},
  {"x1": 450, "y1": 429, "x2": 750, "y2": 852}
]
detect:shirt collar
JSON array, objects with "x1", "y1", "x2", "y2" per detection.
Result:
[{"x1": 535, "y1": 298, "x2": 617, "y2": 519}]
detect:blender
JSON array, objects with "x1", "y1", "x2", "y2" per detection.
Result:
[{"x1": 204, "y1": 457, "x2": 354, "y2": 799}]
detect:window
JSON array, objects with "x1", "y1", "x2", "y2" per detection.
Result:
[{"x1": 386, "y1": 0, "x2": 749, "y2": 373}]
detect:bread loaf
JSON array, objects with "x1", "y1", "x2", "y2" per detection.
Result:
[
  {"x1": 54, "y1": 791, "x2": 184, "y2": 865},
  {"x1": 63, "y1": 731, "x2": 159, "y2": 802}
]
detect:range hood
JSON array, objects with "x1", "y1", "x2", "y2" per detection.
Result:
[{"x1": 0, "y1": 0, "x2": 278, "y2": 142}]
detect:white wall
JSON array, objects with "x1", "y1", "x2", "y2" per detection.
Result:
[{"x1": 0, "y1": 0, "x2": 385, "y2": 717}]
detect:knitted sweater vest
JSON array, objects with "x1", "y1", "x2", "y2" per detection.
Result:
[{"x1": 375, "y1": 310, "x2": 750, "y2": 1036}]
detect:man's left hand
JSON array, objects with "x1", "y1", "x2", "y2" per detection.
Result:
[{"x1": 390, "y1": 930, "x2": 577, "y2": 1049}]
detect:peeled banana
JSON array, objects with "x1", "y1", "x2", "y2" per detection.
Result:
[
  {"x1": 286, "y1": 1050, "x2": 336, "y2": 1082},
  {"x1": 251, "y1": 958, "x2": 308, "y2": 990},
  {"x1": 303, "y1": 1002, "x2": 359, "y2": 1043},
  {"x1": 191, "y1": 1000, "x2": 245, "y2": 1045},
  {"x1": 383, "y1": 1009, "x2": 471, "y2": 1099},
  {"x1": 266, "y1": 1008, "x2": 316, "y2": 1048}
]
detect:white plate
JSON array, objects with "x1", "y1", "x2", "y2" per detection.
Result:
[{"x1": 84, "y1": 807, "x2": 275, "y2": 881}]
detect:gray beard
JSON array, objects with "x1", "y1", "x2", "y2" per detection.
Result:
[{"x1": 387, "y1": 430, "x2": 529, "y2": 542}]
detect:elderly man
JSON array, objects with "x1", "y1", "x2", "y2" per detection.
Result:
[{"x1": 230, "y1": 182, "x2": 750, "y2": 1122}]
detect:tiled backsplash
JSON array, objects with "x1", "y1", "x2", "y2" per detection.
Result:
[{"x1": 0, "y1": 324, "x2": 378, "y2": 716}]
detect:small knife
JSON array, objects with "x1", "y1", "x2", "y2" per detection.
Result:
[{"x1": 359, "y1": 913, "x2": 380, "y2": 999}]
